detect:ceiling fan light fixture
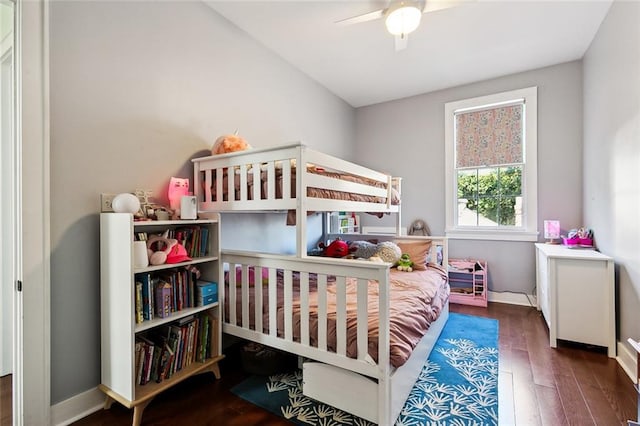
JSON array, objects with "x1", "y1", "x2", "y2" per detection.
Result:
[{"x1": 385, "y1": 2, "x2": 422, "y2": 36}]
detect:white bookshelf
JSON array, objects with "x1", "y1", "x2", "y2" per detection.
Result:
[
  {"x1": 329, "y1": 212, "x2": 361, "y2": 234},
  {"x1": 99, "y1": 213, "x2": 224, "y2": 426}
]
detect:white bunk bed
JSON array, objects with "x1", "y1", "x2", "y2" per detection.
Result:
[{"x1": 192, "y1": 143, "x2": 449, "y2": 424}]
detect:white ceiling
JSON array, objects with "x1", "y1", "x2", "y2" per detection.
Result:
[{"x1": 206, "y1": 0, "x2": 613, "y2": 108}]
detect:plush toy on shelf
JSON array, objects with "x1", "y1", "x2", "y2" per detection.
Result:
[
  {"x1": 146, "y1": 235, "x2": 178, "y2": 265},
  {"x1": 396, "y1": 253, "x2": 414, "y2": 272},
  {"x1": 211, "y1": 131, "x2": 251, "y2": 155}
]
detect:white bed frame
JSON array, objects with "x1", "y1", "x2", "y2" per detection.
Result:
[
  {"x1": 192, "y1": 142, "x2": 402, "y2": 256},
  {"x1": 192, "y1": 143, "x2": 449, "y2": 424}
]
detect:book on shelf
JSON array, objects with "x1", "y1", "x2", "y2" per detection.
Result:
[
  {"x1": 135, "y1": 341, "x2": 144, "y2": 385},
  {"x1": 200, "y1": 227, "x2": 209, "y2": 257},
  {"x1": 137, "y1": 273, "x2": 154, "y2": 321},
  {"x1": 133, "y1": 267, "x2": 205, "y2": 326},
  {"x1": 135, "y1": 281, "x2": 143, "y2": 324},
  {"x1": 154, "y1": 280, "x2": 172, "y2": 319},
  {"x1": 177, "y1": 314, "x2": 195, "y2": 326},
  {"x1": 169, "y1": 324, "x2": 184, "y2": 373},
  {"x1": 150, "y1": 343, "x2": 162, "y2": 383},
  {"x1": 136, "y1": 336, "x2": 155, "y2": 385},
  {"x1": 158, "y1": 342, "x2": 174, "y2": 382},
  {"x1": 160, "y1": 225, "x2": 210, "y2": 258},
  {"x1": 134, "y1": 311, "x2": 213, "y2": 386},
  {"x1": 199, "y1": 314, "x2": 209, "y2": 363},
  {"x1": 191, "y1": 229, "x2": 200, "y2": 258},
  {"x1": 179, "y1": 226, "x2": 208, "y2": 258}
]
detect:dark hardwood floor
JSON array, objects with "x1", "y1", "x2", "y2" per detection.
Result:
[
  {"x1": 72, "y1": 302, "x2": 636, "y2": 426},
  {"x1": 0, "y1": 374, "x2": 10, "y2": 426}
]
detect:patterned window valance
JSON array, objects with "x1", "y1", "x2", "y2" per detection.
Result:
[{"x1": 455, "y1": 103, "x2": 523, "y2": 169}]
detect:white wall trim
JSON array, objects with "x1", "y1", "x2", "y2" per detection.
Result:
[
  {"x1": 446, "y1": 229, "x2": 538, "y2": 242},
  {"x1": 488, "y1": 290, "x2": 536, "y2": 307},
  {"x1": 18, "y1": 1, "x2": 51, "y2": 424},
  {"x1": 444, "y1": 86, "x2": 538, "y2": 238},
  {"x1": 617, "y1": 341, "x2": 637, "y2": 384},
  {"x1": 50, "y1": 387, "x2": 104, "y2": 426},
  {"x1": 0, "y1": 29, "x2": 12, "y2": 58}
]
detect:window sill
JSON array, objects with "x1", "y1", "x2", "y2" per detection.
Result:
[{"x1": 445, "y1": 229, "x2": 539, "y2": 242}]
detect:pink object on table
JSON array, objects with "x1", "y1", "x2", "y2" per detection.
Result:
[
  {"x1": 563, "y1": 237, "x2": 580, "y2": 246},
  {"x1": 579, "y1": 238, "x2": 593, "y2": 247}
]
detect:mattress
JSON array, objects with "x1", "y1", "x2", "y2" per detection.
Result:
[{"x1": 224, "y1": 264, "x2": 449, "y2": 368}]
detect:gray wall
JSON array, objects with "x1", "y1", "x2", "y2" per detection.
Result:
[
  {"x1": 49, "y1": 1, "x2": 354, "y2": 403},
  {"x1": 355, "y1": 61, "x2": 584, "y2": 295},
  {"x1": 583, "y1": 1, "x2": 640, "y2": 357},
  {"x1": 48, "y1": 0, "x2": 637, "y2": 408}
]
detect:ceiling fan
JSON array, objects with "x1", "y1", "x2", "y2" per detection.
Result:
[{"x1": 336, "y1": 0, "x2": 469, "y2": 51}]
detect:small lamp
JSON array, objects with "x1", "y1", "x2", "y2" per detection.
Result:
[
  {"x1": 385, "y1": 1, "x2": 422, "y2": 37},
  {"x1": 543, "y1": 220, "x2": 560, "y2": 244}
]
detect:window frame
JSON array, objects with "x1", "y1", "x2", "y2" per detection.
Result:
[{"x1": 444, "y1": 87, "x2": 538, "y2": 241}]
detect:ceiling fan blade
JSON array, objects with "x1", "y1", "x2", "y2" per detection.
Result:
[
  {"x1": 394, "y1": 34, "x2": 408, "y2": 51},
  {"x1": 423, "y1": 0, "x2": 473, "y2": 14},
  {"x1": 335, "y1": 8, "x2": 386, "y2": 26}
]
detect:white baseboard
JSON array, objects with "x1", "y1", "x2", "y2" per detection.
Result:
[
  {"x1": 488, "y1": 291, "x2": 537, "y2": 307},
  {"x1": 617, "y1": 341, "x2": 637, "y2": 384},
  {"x1": 50, "y1": 386, "x2": 104, "y2": 426}
]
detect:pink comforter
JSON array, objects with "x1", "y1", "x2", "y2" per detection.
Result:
[{"x1": 225, "y1": 264, "x2": 449, "y2": 368}]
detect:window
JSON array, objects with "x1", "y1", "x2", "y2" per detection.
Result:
[{"x1": 445, "y1": 87, "x2": 538, "y2": 241}]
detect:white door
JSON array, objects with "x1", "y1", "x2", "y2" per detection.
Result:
[
  {"x1": 0, "y1": 0, "x2": 15, "y2": 379},
  {"x1": 17, "y1": 0, "x2": 51, "y2": 424},
  {"x1": 1, "y1": 1, "x2": 51, "y2": 424}
]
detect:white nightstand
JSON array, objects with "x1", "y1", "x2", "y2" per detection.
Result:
[{"x1": 534, "y1": 243, "x2": 616, "y2": 357}]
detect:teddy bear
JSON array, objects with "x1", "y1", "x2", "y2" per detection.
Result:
[
  {"x1": 211, "y1": 133, "x2": 251, "y2": 155},
  {"x1": 396, "y1": 253, "x2": 414, "y2": 272}
]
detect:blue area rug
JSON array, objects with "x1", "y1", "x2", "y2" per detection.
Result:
[{"x1": 231, "y1": 313, "x2": 499, "y2": 425}]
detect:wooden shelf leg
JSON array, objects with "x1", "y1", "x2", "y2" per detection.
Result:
[
  {"x1": 103, "y1": 395, "x2": 115, "y2": 410},
  {"x1": 132, "y1": 399, "x2": 153, "y2": 426},
  {"x1": 210, "y1": 362, "x2": 221, "y2": 380}
]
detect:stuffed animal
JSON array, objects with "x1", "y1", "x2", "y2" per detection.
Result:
[
  {"x1": 396, "y1": 253, "x2": 414, "y2": 272},
  {"x1": 146, "y1": 235, "x2": 178, "y2": 266},
  {"x1": 349, "y1": 240, "x2": 378, "y2": 259},
  {"x1": 211, "y1": 133, "x2": 251, "y2": 155},
  {"x1": 348, "y1": 240, "x2": 401, "y2": 264},
  {"x1": 325, "y1": 239, "x2": 349, "y2": 258},
  {"x1": 372, "y1": 241, "x2": 402, "y2": 264}
]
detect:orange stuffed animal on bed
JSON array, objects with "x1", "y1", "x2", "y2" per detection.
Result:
[{"x1": 211, "y1": 133, "x2": 252, "y2": 155}]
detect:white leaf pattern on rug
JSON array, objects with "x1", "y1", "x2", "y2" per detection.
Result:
[
  {"x1": 233, "y1": 313, "x2": 499, "y2": 426},
  {"x1": 396, "y1": 338, "x2": 498, "y2": 425},
  {"x1": 264, "y1": 372, "x2": 367, "y2": 426}
]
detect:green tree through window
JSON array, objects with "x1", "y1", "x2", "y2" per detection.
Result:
[{"x1": 457, "y1": 166, "x2": 522, "y2": 226}]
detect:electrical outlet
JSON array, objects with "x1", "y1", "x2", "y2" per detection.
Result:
[{"x1": 101, "y1": 193, "x2": 116, "y2": 212}]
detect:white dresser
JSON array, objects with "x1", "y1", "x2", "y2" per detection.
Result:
[{"x1": 535, "y1": 243, "x2": 616, "y2": 357}]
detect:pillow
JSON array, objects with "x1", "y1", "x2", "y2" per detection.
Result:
[
  {"x1": 395, "y1": 240, "x2": 432, "y2": 271},
  {"x1": 373, "y1": 241, "x2": 402, "y2": 264}
]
